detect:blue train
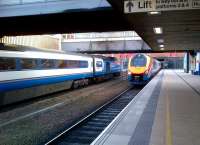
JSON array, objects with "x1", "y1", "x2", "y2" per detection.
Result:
[
  {"x1": 0, "y1": 45, "x2": 121, "y2": 106},
  {"x1": 183, "y1": 52, "x2": 200, "y2": 75}
]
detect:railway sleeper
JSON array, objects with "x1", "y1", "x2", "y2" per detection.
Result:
[
  {"x1": 62, "y1": 135, "x2": 94, "y2": 143},
  {"x1": 81, "y1": 125, "x2": 105, "y2": 131},
  {"x1": 86, "y1": 121, "x2": 110, "y2": 127},
  {"x1": 95, "y1": 114, "x2": 115, "y2": 118},
  {"x1": 90, "y1": 118, "x2": 112, "y2": 122},
  {"x1": 68, "y1": 130, "x2": 100, "y2": 137},
  {"x1": 99, "y1": 112, "x2": 118, "y2": 116}
]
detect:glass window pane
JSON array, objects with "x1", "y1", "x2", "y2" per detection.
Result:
[
  {"x1": 56, "y1": 60, "x2": 66, "y2": 68},
  {"x1": 66, "y1": 60, "x2": 79, "y2": 68},
  {"x1": 131, "y1": 55, "x2": 147, "y2": 67},
  {"x1": 0, "y1": 57, "x2": 16, "y2": 71},
  {"x1": 20, "y1": 58, "x2": 37, "y2": 69},
  {"x1": 80, "y1": 61, "x2": 88, "y2": 68},
  {"x1": 56, "y1": 60, "x2": 88, "y2": 69},
  {"x1": 96, "y1": 61, "x2": 102, "y2": 67},
  {"x1": 41, "y1": 59, "x2": 55, "y2": 68}
]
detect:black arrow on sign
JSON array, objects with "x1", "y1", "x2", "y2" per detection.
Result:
[{"x1": 126, "y1": 0, "x2": 134, "y2": 12}]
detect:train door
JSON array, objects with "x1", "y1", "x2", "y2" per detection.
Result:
[
  {"x1": 105, "y1": 61, "x2": 110, "y2": 74},
  {"x1": 94, "y1": 58, "x2": 104, "y2": 75}
]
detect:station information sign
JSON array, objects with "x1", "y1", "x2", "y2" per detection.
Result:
[{"x1": 124, "y1": 0, "x2": 200, "y2": 13}]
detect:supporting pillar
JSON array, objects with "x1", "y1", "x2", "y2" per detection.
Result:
[{"x1": 186, "y1": 52, "x2": 190, "y2": 73}]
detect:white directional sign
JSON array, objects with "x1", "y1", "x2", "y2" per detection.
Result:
[{"x1": 124, "y1": 0, "x2": 200, "y2": 13}]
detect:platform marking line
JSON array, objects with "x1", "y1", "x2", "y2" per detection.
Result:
[{"x1": 165, "y1": 74, "x2": 173, "y2": 145}]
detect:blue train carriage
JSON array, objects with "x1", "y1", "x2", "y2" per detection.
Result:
[
  {"x1": 0, "y1": 49, "x2": 94, "y2": 106},
  {"x1": 108, "y1": 57, "x2": 121, "y2": 76},
  {"x1": 128, "y1": 53, "x2": 161, "y2": 85},
  {"x1": 192, "y1": 52, "x2": 200, "y2": 75},
  {"x1": 183, "y1": 52, "x2": 200, "y2": 75},
  {"x1": 92, "y1": 56, "x2": 121, "y2": 81},
  {"x1": 195, "y1": 52, "x2": 200, "y2": 75}
]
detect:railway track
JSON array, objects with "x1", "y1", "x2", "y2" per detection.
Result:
[{"x1": 45, "y1": 87, "x2": 142, "y2": 145}]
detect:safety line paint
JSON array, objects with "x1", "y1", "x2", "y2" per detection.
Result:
[{"x1": 165, "y1": 73, "x2": 173, "y2": 145}]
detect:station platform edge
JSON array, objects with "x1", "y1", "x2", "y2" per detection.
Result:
[{"x1": 91, "y1": 69, "x2": 200, "y2": 145}]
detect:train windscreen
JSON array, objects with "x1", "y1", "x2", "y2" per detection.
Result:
[{"x1": 131, "y1": 54, "x2": 147, "y2": 67}]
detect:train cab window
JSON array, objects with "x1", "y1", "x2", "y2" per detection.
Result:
[
  {"x1": 96, "y1": 61, "x2": 103, "y2": 67},
  {"x1": 20, "y1": 58, "x2": 37, "y2": 69},
  {"x1": 153, "y1": 60, "x2": 157, "y2": 67},
  {"x1": 0, "y1": 57, "x2": 16, "y2": 71},
  {"x1": 41, "y1": 59, "x2": 55, "y2": 68},
  {"x1": 131, "y1": 55, "x2": 147, "y2": 67}
]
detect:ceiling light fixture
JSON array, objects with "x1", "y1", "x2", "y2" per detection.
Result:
[
  {"x1": 148, "y1": 11, "x2": 161, "y2": 15},
  {"x1": 153, "y1": 27, "x2": 163, "y2": 34},
  {"x1": 157, "y1": 39, "x2": 164, "y2": 43},
  {"x1": 160, "y1": 48, "x2": 165, "y2": 50},
  {"x1": 159, "y1": 44, "x2": 164, "y2": 47}
]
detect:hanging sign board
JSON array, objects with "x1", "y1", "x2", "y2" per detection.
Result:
[{"x1": 124, "y1": 0, "x2": 200, "y2": 13}]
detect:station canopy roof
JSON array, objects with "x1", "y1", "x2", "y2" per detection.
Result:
[
  {"x1": 0, "y1": 0, "x2": 200, "y2": 52},
  {"x1": 0, "y1": 0, "x2": 111, "y2": 17}
]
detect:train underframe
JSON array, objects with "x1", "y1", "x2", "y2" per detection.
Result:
[
  {"x1": 0, "y1": 72, "x2": 121, "y2": 107},
  {"x1": 128, "y1": 74, "x2": 150, "y2": 85}
]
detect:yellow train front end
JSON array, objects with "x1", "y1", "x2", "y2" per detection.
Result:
[{"x1": 128, "y1": 54, "x2": 152, "y2": 85}]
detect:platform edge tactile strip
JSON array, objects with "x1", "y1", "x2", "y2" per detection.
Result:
[{"x1": 128, "y1": 72, "x2": 163, "y2": 145}]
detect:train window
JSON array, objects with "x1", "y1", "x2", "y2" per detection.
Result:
[
  {"x1": 131, "y1": 55, "x2": 147, "y2": 67},
  {"x1": 0, "y1": 57, "x2": 16, "y2": 71},
  {"x1": 56, "y1": 60, "x2": 66, "y2": 68},
  {"x1": 96, "y1": 61, "x2": 103, "y2": 67},
  {"x1": 153, "y1": 60, "x2": 157, "y2": 67},
  {"x1": 20, "y1": 58, "x2": 37, "y2": 69},
  {"x1": 41, "y1": 59, "x2": 55, "y2": 68},
  {"x1": 56, "y1": 60, "x2": 88, "y2": 69},
  {"x1": 80, "y1": 61, "x2": 88, "y2": 68},
  {"x1": 66, "y1": 60, "x2": 79, "y2": 68}
]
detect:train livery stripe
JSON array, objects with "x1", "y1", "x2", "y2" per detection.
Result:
[{"x1": 0, "y1": 73, "x2": 93, "y2": 92}]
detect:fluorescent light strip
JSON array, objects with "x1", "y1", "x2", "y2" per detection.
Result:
[
  {"x1": 153, "y1": 27, "x2": 163, "y2": 34},
  {"x1": 148, "y1": 11, "x2": 161, "y2": 15},
  {"x1": 159, "y1": 44, "x2": 164, "y2": 47}
]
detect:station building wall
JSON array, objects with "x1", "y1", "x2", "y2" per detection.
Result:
[{"x1": 0, "y1": 35, "x2": 60, "y2": 50}]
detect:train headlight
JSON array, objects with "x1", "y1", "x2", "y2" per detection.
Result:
[{"x1": 128, "y1": 71, "x2": 131, "y2": 75}]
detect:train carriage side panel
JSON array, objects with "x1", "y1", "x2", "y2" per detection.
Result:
[
  {"x1": 109, "y1": 58, "x2": 121, "y2": 76},
  {"x1": 0, "y1": 50, "x2": 93, "y2": 106}
]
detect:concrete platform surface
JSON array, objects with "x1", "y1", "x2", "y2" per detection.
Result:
[{"x1": 91, "y1": 70, "x2": 200, "y2": 145}]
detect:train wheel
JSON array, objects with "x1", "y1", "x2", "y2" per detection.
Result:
[
  {"x1": 72, "y1": 81, "x2": 79, "y2": 89},
  {"x1": 84, "y1": 79, "x2": 89, "y2": 86}
]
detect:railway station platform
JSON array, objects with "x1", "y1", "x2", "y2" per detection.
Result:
[{"x1": 91, "y1": 69, "x2": 200, "y2": 145}]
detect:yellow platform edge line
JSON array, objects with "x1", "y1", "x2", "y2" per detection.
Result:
[{"x1": 165, "y1": 76, "x2": 173, "y2": 145}]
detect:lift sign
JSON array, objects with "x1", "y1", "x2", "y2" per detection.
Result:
[{"x1": 124, "y1": 0, "x2": 200, "y2": 13}]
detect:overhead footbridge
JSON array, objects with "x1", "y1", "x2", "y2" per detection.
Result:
[{"x1": 0, "y1": 0, "x2": 200, "y2": 53}]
